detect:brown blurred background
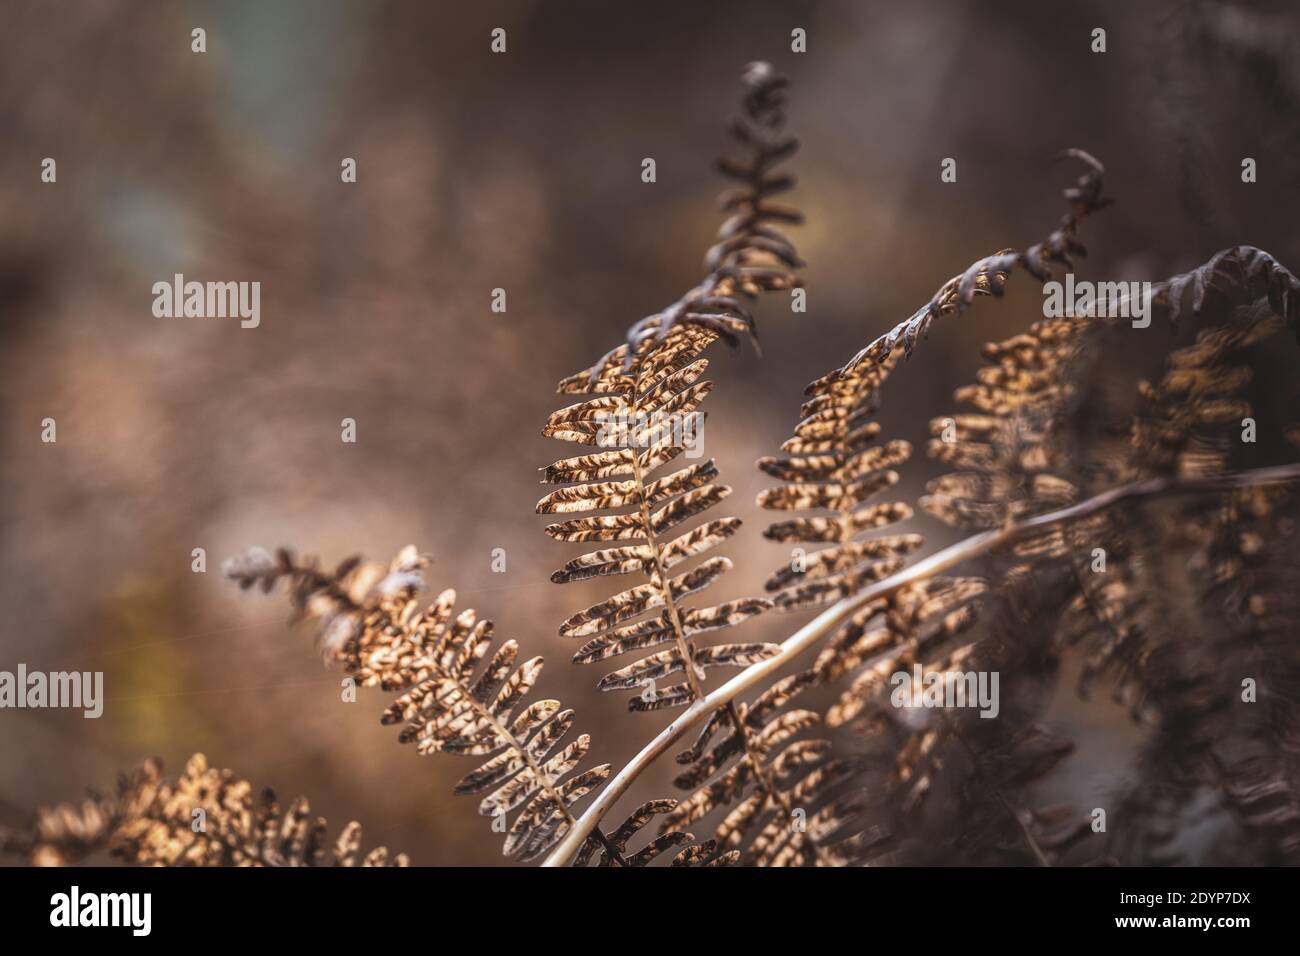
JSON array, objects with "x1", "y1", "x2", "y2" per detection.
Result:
[{"x1": 2, "y1": 0, "x2": 1298, "y2": 865}]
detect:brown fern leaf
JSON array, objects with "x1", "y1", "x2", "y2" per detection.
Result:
[
  {"x1": 572, "y1": 799, "x2": 739, "y2": 867},
  {"x1": 662, "y1": 669, "x2": 872, "y2": 865},
  {"x1": 572, "y1": 61, "x2": 801, "y2": 388},
  {"x1": 662, "y1": 578, "x2": 979, "y2": 866},
  {"x1": 1197, "y1": 487, "x2": 1300, "y2": 862},
  {"x1": 535, "y1": 66, "x2": 811, "y2": 860},
  {"x1": 540, "y1": 63, "x2": 803, "y2": 712},
  {"x1": 815, "y1": 578, "x2": 987, "y2": 729},
  {"x1": 920, "y1": 316, "x2": 1083, "y2": 533},
  {"x1": 762, "y1": 154, "x2": 1107, "y2": 616},
  {"x1": 1, "y1": 755, "x2": 405, "y2": 867},
  {"x1": 1055, "y1": 299, "x2": 1293, "y2": 710},
  {"x1": 1086, "y1": 483, "x2": 1300, "y2": 862},
  {"x1": 227, "y1": 545, "x2": 728, "y2": 864},
  {"x1": 1006, "y1": 259, "x2": 1300, "y2": 860},
  {"x1": 1107, "y1": 248, "x2": 1298, "y2": 494},
  {"x1": 753, "y1": 345, "x2": 983, "y2": 861},
  {"x1": 227, "y1": 545, "x2": 618, "y2": 861},
  {"x1": 1154, "y1": 245, "x2": 1300, "y2": 336},
  {"x1": 1054, "y1": 534, "x2": 1155, "y2": 708},
  {"x1": 873, "y1": 571, "x2": 1107, "y2": 866},
  {"x1": 0, "y1": 759, "x2": 157, "y2": 867},
  {"x1": 757, "y1": 349, "x2": 920, "y2": 612},
  {"x1": 837, "y1": 149, "x2": 1108, "y2": 374},
  {"x1": 1127, "y1": 303, "x2": 1284, "y2": 481},
  {"x1": 616, "y1": 60, "x2": 803, "y2": 363},
  {"x1": 927, "y1": 251, "x2": 1298, "y2": 726},
  {"x1": 920, "y1": 252, "x2": 1297, "y2": 718},
  {"x1": 113, "y1": 754, "x2": 406, "y2": 867},
  {"x1": 1112, "y1": 246, "x2": 1298, "y2": 483},
  {"x1": 782, "y1": 153, "x2": 1106, "y2": 548}
]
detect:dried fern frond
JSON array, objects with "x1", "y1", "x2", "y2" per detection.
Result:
[
  {"x1": 539, "y1": 63, "x2": 803, "y2": 713},
  {"x1": 840, "y1": 149, "x2": 1109, "y2": 373},
  {"x1": 779, "y1": 153, "x2": 1106, "y2": 548},
  {"x1": 924, "y1": 249, "x2": 1300, "y2": 860},
  {"x1": 1128, "y1": 304, "x2": 1284, "y2": 481},
  {"x1": 1, "y1": 754, "x2": 405, "y2": 867},
  {"x1": 739, "y1": 134, "x2": 1300, "y2": 863},
  {"x1": 229, "y1": 545, "x2": 613, "y2": 860},
  {"x1": 568, "y1": 62, "x2": 800, "y2": 389},
  {"x1": 0, "y1": 758, "x2": 155, "y2": 867},
  {"x1": 572, "y1": 799, "x2": 739, "y2": 867},
  {"x1": 864, "y1": 568, "x2": 1112, "y2": 866},
  {"x1": 915, "y1": 314, "x2": 1117, "y2": 711},
  {"x1": 533, "y1": 63, "x2": 830, "y2": 863},
  {"x1": 915, "y1": 244, "x2": 1297, "y2": 706},
  {"x1": 728, "y1": 154, "x2": 1106, "y2": 864},
  {"x1": 1054, "y1": 298, "x2": 1294, "y2": 711},
  {"x1": 228, "y1": 544, "x2": 724, "y2": 865},
  {"x1": 1111, "y1": 246, "x2": 1299, "y2": 484},
  {"x1": 1089, "y1": 482, "x2": 1300, "y2": 863},
  {"x1": 757, "y1": 349, "x2": 921, "y2": 612},
  {"x1": 658, "y1": 574, "x2": 986, "y2": 866},
  {"x1": 919, "y1": 316, "x2": 1084, "y2": 537},
  {"x1": 614, "y1": 60, "x2": 804, "y2": 365},
  {"x1": 953, "y1": 261, "x2": 1298, "y2": 855},
  {"x1": 1153, "y1": 245, "x2": 1300, "y2": 336},
  {"x1": 746, "y1": 177, "x2": 1087, "y2": 857},
  {"x1": 815, "y1": 577, "x2": 987, "y2": 728},
  {"x1": 548, "y1": 457, "x2": 1300, "y2": 865},
  {"x1": 114, "y1": 754, "x2": 406, "y2": 867},
  {"x1": 665, "y1": 663, "x2": 906, "y2": 866},
  {"x1": 1164, "y1": 483, "x2": 1300, "y2": 863},
  {"x1": 759, "y1": 153, "x2": 1106, "y2": 621}
]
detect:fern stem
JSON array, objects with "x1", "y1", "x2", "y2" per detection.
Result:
[{"x1": 542, "y1": 461, "x2": 1300, "y2": 866}]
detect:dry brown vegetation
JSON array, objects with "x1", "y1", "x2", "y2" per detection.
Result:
[{"x1": 5, "y1": 54, "x2": 1299, "y2": 868}]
